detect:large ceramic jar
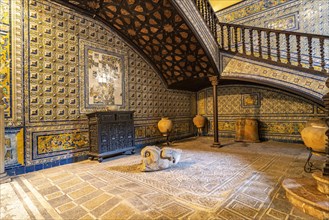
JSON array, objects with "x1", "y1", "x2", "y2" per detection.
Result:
[
  {"x1": 193, "y1": 115, "x2": 206, "y2": 128},
  {"x1": 158, "y1": 117, "x2": 173, "y2": 136},
  {"x1": 301, "y1": 118, "x2": 327, "y2": 152}
]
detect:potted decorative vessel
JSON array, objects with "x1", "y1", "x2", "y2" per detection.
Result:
[
  {"x1": 301, "y1": 118, "x2": 327, "y2": 152},
  {"x1": 158, "y1": 117, "x2": 173, "y2": 145},
  {"x1": 158, "y1": 117, "x2": 173, "y2": 136},
  {"x1": 193, "y1": 114, "x2": 206, "y2": 136}
]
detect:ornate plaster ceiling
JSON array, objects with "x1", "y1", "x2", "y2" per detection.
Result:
[{"x1": 58, "y1": 0, "x2": 219, "y2": 90}]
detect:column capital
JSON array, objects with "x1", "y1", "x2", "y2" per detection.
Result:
[{"x1": 209, "y1": 75, "x2": 219, "y2": 86}]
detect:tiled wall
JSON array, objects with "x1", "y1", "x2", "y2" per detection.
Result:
[
  {"x1": 220, "y1": 52, "x2": 329, "y2": 101},
  {"x1": 2, "y1": 0, "x2": 195, "y2": 174},
  {"x1": 197, "y1": 85, "x2": 325, "y2": 142},
  {"x1": 216, "y1": 0, "x2": 329, "y2": 35}
]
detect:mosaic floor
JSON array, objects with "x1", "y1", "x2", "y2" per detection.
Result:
[{"x1": 0, "y1": 137, "x2": 322, "y2": 220}]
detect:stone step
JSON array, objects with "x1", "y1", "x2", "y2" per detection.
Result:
[
  {"x1": 313, "y1": 172, "x2": 329, "y2": 194},
  {"x1": 282, "y1": 178, "x2": 329, "y2": 220}
]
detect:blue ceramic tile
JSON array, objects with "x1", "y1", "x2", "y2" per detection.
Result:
[
  {"x1": 60, "y1": 159, "x2": 67, "y2": 165},
  {"x1": 35, "y1": 164, "x2": 44, "y2": 171},
  {"x1": 44, "y1": 162, "x2": 52, "y2": 169},
  {"x1": 52, "y1": 160, "x2": 60, "y2": 167},
  {"x1": 15, "y1": 166, "x2": 26, "y2": 175},
  {"x1": 25, "y1": 165, "x2": 35, "y2": 173},
  {"x1": 6, "y1": 169, "x2": 15, "y2": 176}
]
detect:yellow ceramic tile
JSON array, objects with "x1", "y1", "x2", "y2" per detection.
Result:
[
  {"x1": 68, "y1": 185, "x2": 97, "y2": 200},
  {"x1": 57, "y1": 178, "x2": 83, "y2": 190},
  {"x1": 56, "y1": 201, "x2": 77, "y2": 213},
  {"x1": 100, "y1": 203, "x2": 136, "y2": 220},
  {"x1": 79, "y1": 213, "x2": 96, "y2": 220},
  {"x1": 82, "y1": 194, "x2": 112, "y2": 211},
  {"x1": 45, "y1": 191, "x2": 64, "y2": 201}
]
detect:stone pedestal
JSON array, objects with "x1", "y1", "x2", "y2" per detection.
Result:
[
  {"x1": 313, "y1": 171, "x2": 329, "y2": 194},
  {"x1": 282, "y1": 178, "x2": 329, "y2": 219}
]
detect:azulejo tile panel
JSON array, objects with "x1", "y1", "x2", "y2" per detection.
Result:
[
  {"x1": 79, "y1": 41, "x2": 129, "y2": 114},
  {"x1": 86, "y1": 48, "x2": 124, "y2": 107},
  {"x1": 264, "y1": 12, "x2": 298, "y2": 30},
  {"x1": 4, "y1": 128, "x2": 21, "y2": 166},
  {"x1": 0, "y1": 0, "x2": 11, "y2": 118},
  {"x1": 217, "y1": 0, "x2": 294, "y2": 23},
  {"x1": 199, "y1": 84, "x2": 325, "y2": 141},
  {"x1": 0, "y1": 0, "x2": 23, "y2": 127},
  {"x1": 35, "y1": 131, "x2": 89, "y2": 156},
  {"x1": 25, "y1": 124, "x2": 89, "y2": 164},
  {"x1": 220, "y1": 53, "x2": 328, "y2": 100}
]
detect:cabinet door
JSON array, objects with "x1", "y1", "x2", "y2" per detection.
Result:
[
  {"x1": 100, "y1": 124, "x2": 110, "y2": 153},
  {"x1": 117, "y1": 122, "x2": 127, "y2": 149},
  {"x1": 108, "y1": 123, "x2": 118, "y2": 151},
  {"x1": 126, "y1": 122, "x2": 134, "y2": 147}
]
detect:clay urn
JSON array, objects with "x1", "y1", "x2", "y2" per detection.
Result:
[
  {"x1": 158, "y1": 117, "x2": 173, "y2": 136},
  {"x1": 301, "y1": 118, "x2": 327, "y2": 152},
  {"x1": 193, "y1": 115, "x2": 206, "y2": 135},
  {"x1": 193, "y1": 114, "x2": 206, "y2": 128}
]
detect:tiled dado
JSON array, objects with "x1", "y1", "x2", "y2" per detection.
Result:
[
  {"x1": 197, "y1": 84, "x2": 325, "y2": 142},
  {"x1": 134, "y1": 119, "x2": 194, "y2": 146},
  {"x1": 5, "y1": 155, "x2": 88, "y2": 176}
]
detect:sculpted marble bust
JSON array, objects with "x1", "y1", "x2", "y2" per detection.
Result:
[{"x1": 140, "y1": 146, "x2": 182, "y2": 171}]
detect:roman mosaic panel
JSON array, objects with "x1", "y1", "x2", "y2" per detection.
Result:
[{"x1": 198, "y1": 85, "x2": 326, "y2": 142}]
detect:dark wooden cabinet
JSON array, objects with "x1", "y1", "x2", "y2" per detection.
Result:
[{"x1": 86, "y1": 111, "x2": 135, "y2": 162}]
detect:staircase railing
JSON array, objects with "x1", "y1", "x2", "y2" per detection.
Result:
[{"x1": 193, "y1": 0, "x2": 329, "y2": 75}]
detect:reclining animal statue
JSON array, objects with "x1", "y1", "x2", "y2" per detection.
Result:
[{"x1": 140, "y1": 146, "x2": 182, "y2": 171}]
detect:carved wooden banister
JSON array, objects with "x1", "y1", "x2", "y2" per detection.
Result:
[
  {"x1": 218, "y1": 22, "x2": 329, "y2": 75},
  {"x1": 193, "y1": 0, "x2": 329, "y2": 75}
]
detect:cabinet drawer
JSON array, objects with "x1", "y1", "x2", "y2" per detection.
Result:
[
  {"x1": 101, "y1": 115, "x2": 116, "y2": 122},
  {"x1": 117, "y1": 114, "x2": 132, "y2": 121}
]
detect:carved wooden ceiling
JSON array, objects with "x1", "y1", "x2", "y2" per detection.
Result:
[{"x1": 57, "y1": 0, "x2": 218, "y2": 90}]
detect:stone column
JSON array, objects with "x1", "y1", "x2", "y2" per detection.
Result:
[
  {"x1": 209, "y1": 76, "x2": 221, "y2": 147},
  {"x1": 0, "y1": 88, "x2": 10, "y2": 184}
]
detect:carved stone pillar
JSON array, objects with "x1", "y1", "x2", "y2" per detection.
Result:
[
  {"x1": 209, "y1": 76, "x2": 221, "y2": 147},
  {"x1": 0, "y1": 88, "x2": 10, "y2": 184}
]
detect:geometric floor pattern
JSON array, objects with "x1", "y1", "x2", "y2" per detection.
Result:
[{"x1": 0, "y1": 137, "x2": 321, "y2": 219}]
